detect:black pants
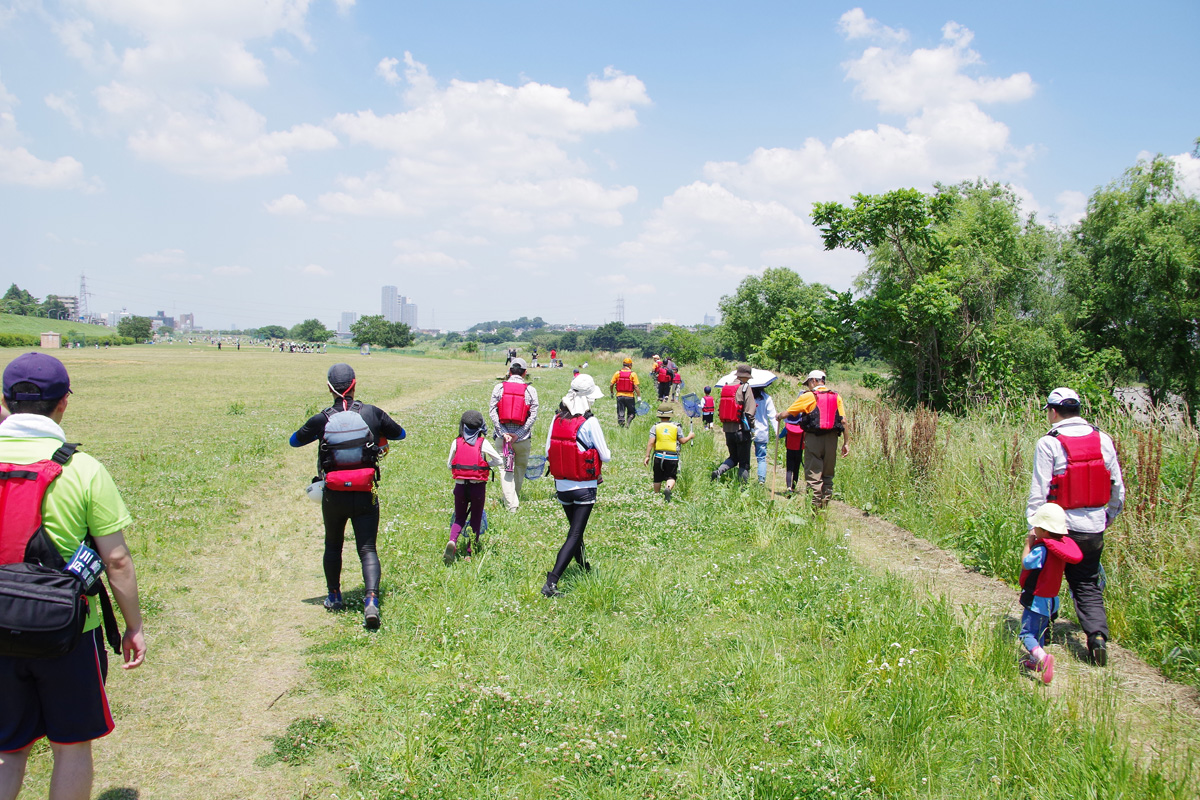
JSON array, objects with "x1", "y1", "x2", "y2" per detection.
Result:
[
  {"x1": 784, "y1": 448, "x2": 803, "y2": 490},
  {"x1": 657, "y1": 382, "x2": 670, "y2": 401},
  {"x1": 616, "y1": 396, "x2": 637, "y2": 427},
  {"x1": 322, "y1": 490, "x2": 381, "y2": 595},
  {"x1": 1065, "y1": 530, "x2": 1108, "y2": 639},
  {"x1": 550, "y1": 488, "x2": 595, "y2": 579},
  {"x1": 716, "y1": 431, "x2": 751, "y2": 481}
]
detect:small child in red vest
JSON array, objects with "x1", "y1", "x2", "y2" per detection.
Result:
[
  {"x1": 701, "y1": 386, "x2": 715, "y2": 430},
  {"x1": 445, "y1": 410, "x2": 503, "y2": 564},
  {"x1": 1019, "y1": 502, "x2": 1083, "y2": 684},
  {"x1": 780, "y1": 413, "x2": 805, "y2": 494}
]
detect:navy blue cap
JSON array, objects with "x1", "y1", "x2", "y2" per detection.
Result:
[{"x1": 3, "y1": 352, "x2": 72, "y2": 401}]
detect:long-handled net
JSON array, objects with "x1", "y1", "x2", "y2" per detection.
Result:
[
  {"x1": 680, "y1": 392, "x2": 701, "y2": 418},
  {"x1": 524, "y1": 454, "x2": 548, "y2": 480}
]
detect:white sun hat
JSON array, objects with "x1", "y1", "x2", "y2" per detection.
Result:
[{"x1": 562, "y1": 373, "x2": 604, "y2": 415}]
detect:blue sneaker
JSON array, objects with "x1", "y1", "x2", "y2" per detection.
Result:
[{"x1": 323, "y1": 591, "x2": 343, "y2": 611}]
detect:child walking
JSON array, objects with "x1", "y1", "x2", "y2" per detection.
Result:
[
  {"x1": 644, "y1": 405, "x2": 694, "y2": 502},
  {"x1": 1018, "y1": 503, "x2": 1083, "y2": 684},
  {"x1": 701, "y1": 386, "x2": 715, "y2": 430},
  {"x1": 445, "y1": 410, "x2": 503, "y2": 564},
  {"x1": 781, "y1": 413, "x2": 804, "y2": 494}
]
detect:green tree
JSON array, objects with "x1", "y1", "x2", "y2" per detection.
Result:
[
  {"x1": 717, "y1": 268, "x2": 831, "y2": 359},
  {"x1": 442, "y1": 331, "x2": 463, "y2": 347},
  {"x1": 382, "y1": 322, "x2": 414, "y2": 348},
  {"x1": 589, "y1": 321, "x2": 628, "y2": 352},
  {"x1": 462, "y1": 340, "x2": 479, "y2": 353},
  {"x1": 117, "y1": 316, "x2": 153, "y2": 340},
  {"x1": 2, "y1": 284, "x2": 39, "y2": 316},
  {"x1": 814, "y1": 182, "x2": 1063, "y2": 408},
  {"x1": 290, "y1": 319, "x2": 333, "y2": 342},
  {"x1": 1069, "y1": 155, "x2": 1200, "y2": 419},
  {"x1": 258, "y1": 325, "x2": 288, "y2": 340},
  {"x1": 655, "y1": 325, "x2": 704, "y2": 365},
  {"x1": 754, "y1": 290, "x2": 857, "y2": 373},
  {"x1": 40, "y1": 295, "x2": 70, "y2": 319},
  {"x1": 350, "y1": 315, "x2": 412, "y2": 348}
]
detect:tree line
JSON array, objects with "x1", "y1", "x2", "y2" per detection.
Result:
[
  {"x1": 2, "y1": 284, "x2": 74, "y2": 319},
  {"x1": 718, "y1": 150, "x2": 1199, "y2": 420}
]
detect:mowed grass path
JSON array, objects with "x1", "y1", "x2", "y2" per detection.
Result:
[{"x1": 5, "y1": 347, "x2": 1197, "y2": 799}]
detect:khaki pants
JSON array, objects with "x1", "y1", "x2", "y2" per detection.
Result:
[
  {"x1": 499, "y1": 437, "x2": 532, "y2": 511},
  {"x1": 803, "y1": 431, "x2": 839, "y2": 507}
]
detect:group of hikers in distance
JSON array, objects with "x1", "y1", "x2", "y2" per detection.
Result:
[{"x1": 0, "y1": 348, "x2": 1123, "y2": 798}]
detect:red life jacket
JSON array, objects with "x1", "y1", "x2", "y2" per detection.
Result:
[
  {"x1": 784, "y1": 420, "x2": 806, "y2": 450},
  {"x1": 547, "y1": 413, "x2": 602, "y2": 481},
  {"x1": 1047, "y1": 428, "x2": 1112, "y2": 509},
  {"x1": 718, "y1": 384, "x2": 742, "y2": 423},
  {"x1": 450, "y1": 437, "x2": 490, "y2": 482},
  {"x1": 0, "y1": 445, "x2": 76, "y2": 566},
  {"x1": 672, "y1": 371, "x2": 682, "y2": 385},
  {"x1": 657, "y1": 367, "x2": 672, "y2": 383},
  {"x1": 497, "y1": 381, "x2": 531, "y2": 425},
  {"x1": 800, "y1": 389, "x2": 842, "y2": 434},
  {"x1": 701, "y1": 395, "x2": 715, "y2": 413},
  {"x1": 615, "y1": 370, "x2": 635, "y2": 393}
]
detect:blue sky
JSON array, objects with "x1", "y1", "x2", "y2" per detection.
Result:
[{"x1": 2, "y1": 1, "x2": 1197, "y2": 332}]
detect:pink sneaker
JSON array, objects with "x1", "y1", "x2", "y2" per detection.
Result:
[{"x1": 1040, "y1": 654, "x2": 1055, "y2": 684}]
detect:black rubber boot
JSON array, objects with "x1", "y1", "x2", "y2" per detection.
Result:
[{"x1": 1088, "y1": 633, "x2": 1107, "y2": 667}]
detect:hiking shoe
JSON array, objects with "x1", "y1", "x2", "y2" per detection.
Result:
[
  {"x1": 663, "y1": 488, "x2": 672, "y2": 503},
  {"x1": 443, "y1": 542, "x2": 457, "y2": 565},
  {"x1": 1088, "y1": 634, "x2": 1107, "y2": 667},
  {"x1": 541, "y1": 573, "x2": 563, "y2": 598},
  {"x1": 710, "y1": 469, "x2": 719, "y2": 481},
  {"x1": 363, "y1": 595, "x2": 381, "y2": 629},
  {"x1": 323, "y1": 591, "x2": 343, "y2": 611}
]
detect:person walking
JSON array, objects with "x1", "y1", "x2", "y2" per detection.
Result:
[
  {"x1": 779, "y1": 370, "x2": 848, "y2": 509},
  {"x1": 1017, "y1": 503, "x2": 1083, "y2": 685},
  {"x1": 1026, "y1": 387, "x2": 1124, "y2": 666},
  {"x1": 444, "y1": 410, "x2": 502, "y2": 564},
  {"x1": 489, "y1": 358, "x2": 539, "y2": 512},
  {"x1": 644, "y1": 404, "x2": 694, "y2": 502},
  {"x1": 609, "y1": 357, "x2": 641, "y2": 428},
  {"x1": 0, "y1": 353, "x2": 147, "y2": 799},
  {"x1": 751, "y1": 386, "x2": 778, "y2": 484},
  {"x1": 541, "y1": 374, "x2": 610, "y2": 597},
  {"x1": 712, "y1": 364, "x2": 756, "y2": 483},
  {"x1": 290, "y1": 363, "x2": 404, "y2": 629}
]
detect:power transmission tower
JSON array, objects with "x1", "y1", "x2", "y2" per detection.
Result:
[
  {"x1": 77, "y1": 273, "x2": 91, "y2": 322},
  {"x1": 615, "y1": 294, "x2": 625, "y2": 324}
]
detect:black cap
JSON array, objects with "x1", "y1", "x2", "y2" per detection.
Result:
[{"x1": 327, "y1": 363, "x2": 355, "y2": 392}]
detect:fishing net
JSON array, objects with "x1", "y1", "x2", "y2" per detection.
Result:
[
  {"x1": 680, "y1": 392, "x2": 701, "y2": 418},
  {"x1": 525, "y1": 454, "x2": 548, "y2": 480}
]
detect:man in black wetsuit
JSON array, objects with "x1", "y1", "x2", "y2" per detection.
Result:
[{"x1": 290, "y1": 363, "x2": 404, "y2": 629}]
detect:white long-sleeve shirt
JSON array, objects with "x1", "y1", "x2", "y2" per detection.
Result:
[
  {"x1": 1026, "y1": 417, "x2": 1125, "y2": 533},
  {"x1": 489, "y1": 377, "x2": 539, "y2": 442},
  {"x1": 753, "y1": 394, "x2": 778, "y2": 443},
  {"x1": 446, "y1": 437, "x2": 504, "y2": 483}
]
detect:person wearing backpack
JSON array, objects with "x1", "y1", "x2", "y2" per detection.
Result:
[
  {"x1": 779, "y1": 370, "x2": 848, "y2": 509},
  {"x1": 444, "y1": 410, "x2": 502, "y2": 565},
  {"x1": 488, "y1": 358, "x2": 539, "y2": 512},
  {"x1": 290, "y1": 364, "x2": 404, "y2": 629},
  {"x1": 711, "y1": 365, "x2": 756, "y2": 483},
  {"x1": 541, "y1": 374, "x2": 611, "y2": 597},
  {"x1": 608, "y1": 357, "x2": 641, "y2": 428},
  {"x1": 0, "y1": 353, "x2": 146, "y2": 800}
]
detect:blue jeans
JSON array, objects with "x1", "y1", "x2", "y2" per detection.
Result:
[
  {"x1": 1020, "y1": 607, "x2": 1050, "y2": 653},
  {"x1": 754, "y1": 440, "x2": 768, "y2": 482}
]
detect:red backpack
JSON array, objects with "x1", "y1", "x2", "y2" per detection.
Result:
[
  {"x1": 0, "y1": 444, "x2": 120, "y2": 658},
  {"x1": 718, "y1": 384, "x2": 742, "y2": 423},
  {"x1": 497, "y1": 381, "x2": 531, "y2": 425}
]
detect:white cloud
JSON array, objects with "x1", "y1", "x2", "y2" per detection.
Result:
[
  {"x1": 45, "y1": 93, "x2": 83, "y2": 130},
  {"x1": 844, "y1": 18, "x2": 1034, "y2": 115},
  {"x1": 95, "y1": 81, "x2": 153, "y2": 115},
  {"x1": 510, "y1": 234, "x2": 588, "y2": 262},
  {"x1": 376, "y1": 57, "x2": 400, "y2": 85},
  {"x1": 837, "y1": 8, "x2": 907, "y2": 42},
  {"x1": 53, "y1": 17, "x2": 118, "y2": 70},
  {"x1": 0, "y1": 144, "x2": 90, "y2": 189},
  {"x1": 615, "y1": 15, "x2": 1036, "y2": 293},
  {"x1": 125, "y1": 91, "x2": 338, "y2": 178},
  {"x1": 1168, "y1": 151, "x2": 1200, "y2": 198},
  {"x1": 392, "y1": 249, "x2": 470, "y2": 270},
  {"x1": 300, "y1": 263, "x2": 330, "y2": 276},
  {"x1": 0, "y1": 76, "x2": 17, "y2": 110},
  {"x1": 332, "y1": 0, "x2": 356, "y2": 14},
  {"x1": 265, "y1": 193, "x2": 307, "y2": 214},
  {"x1": 325, "y1": 54, "x2": 647, "y2": 228},
  {"x1": 137, "y1": 248, "x2": 187, "y2": 264},
  {"x1": 212, "y1": 264, "x2": 251, "y2": 276},
  {"x1": 272, "y1": 46, "x2": 298, "y2": 65},
  {"x1": 1052, "y1": 190, "x2": 1088, "y2": 226}
]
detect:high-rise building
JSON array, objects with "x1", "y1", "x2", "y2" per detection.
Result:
[
  {"x1": 178, "y1": 313, "x2": 194, "y2": 332},
  {"x1": 401, "y1": 300, "x2": 418, "y2": 328},
  {"x1": 340, "y1": 311, "x2": 358, "y2": 333},
  {"x1": 703, "y1": 314, "x2": 717, "y2": 327},
  {"x1": 381, "y1": 286, "x2": 399, "y2": 322}
]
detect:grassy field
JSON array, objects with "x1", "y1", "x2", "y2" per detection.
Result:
[
  {"x1": 0, "y1": 312, "x2": 116, "y2": 339},
  {"x1": 3, "y1": 347, "x2": 1196, "y2": 799}
]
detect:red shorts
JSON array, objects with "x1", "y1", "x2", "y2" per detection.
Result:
[{"x1": 0, "y1": 628, "x2": 113, "y2": 750}]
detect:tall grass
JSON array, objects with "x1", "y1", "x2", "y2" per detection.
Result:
[{"x1": 838, "y1": 394, "x2": 1200, "y2": 685}]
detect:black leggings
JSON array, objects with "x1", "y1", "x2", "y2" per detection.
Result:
[
  {"x1": 551, "y1": 489, "x2": 595, "y2": 579},
  {"x1": 321, "y1": 491, "x2": 381, "y2": 595}
]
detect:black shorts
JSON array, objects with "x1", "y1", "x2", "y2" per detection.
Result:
[
  {"x1": 652, "y1": 454, "x2": 679, "y2": 483},
  {"x1": 701, "y1": 413, "x2": 713, "y2": 424},
  {"x1": 0, "y1": 627, "x2": 112, "y2": 750}
]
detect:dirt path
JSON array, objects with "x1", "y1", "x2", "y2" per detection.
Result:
[
  {"x1": 824, "y1": 498, "x2": 1200, "y2": 759},
  {"x1": 85, "y1": 376, "x2": 496, "y2": 800}
]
